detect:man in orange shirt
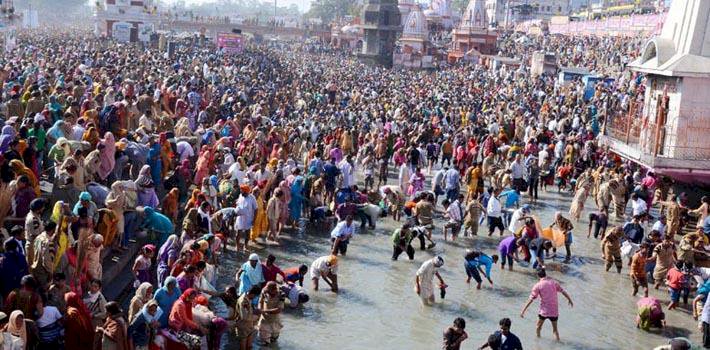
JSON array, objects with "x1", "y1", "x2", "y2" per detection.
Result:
[
  {"x1": 441, "y1": 139, "x2": 453, "y2": 167},
  {"x1": 630, "y1": 243, "x2": 649, "y2": 297}
]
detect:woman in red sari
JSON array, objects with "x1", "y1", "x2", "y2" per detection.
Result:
[{"x1": 64, "y1": 291, "x2": 94, "y2": 349}]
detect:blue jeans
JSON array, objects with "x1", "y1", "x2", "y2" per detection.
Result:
[
  {"x1": 464, "y1": 262, "x2": 482, "y2": 283},
  {"x1": 532, "y1": 250, "x2": 545, "y2": 269}
]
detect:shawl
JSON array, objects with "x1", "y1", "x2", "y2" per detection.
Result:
[
  {"x1": 7, "y1": 310, "x2": 27, "y2": 346},
  {"x1": 97, "y1": 132, "x2": 116, "y2": 180},
  {"x1": 159, "y1": 235, "x2": 179, "y2": 264},
  {"x1": 0, "y1": 125, "x2": 15, "y2": 153},
  {"x1": 10, "y1": 159, "x2": 40, "y2": 196},
  {"x1": 141, "y1": 299, "x2": 163, "y2": 324},
  {"x1": 65, "y1": 291, "x2": 92, "y2": 326},
  {"x1": 239, "y1": 259, "x2": 264, "y2": 294}
]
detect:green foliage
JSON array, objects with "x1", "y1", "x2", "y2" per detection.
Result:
[
  {"x1": 450, "y1": 0, "x2": 467, "y2": 14},
  {"x1": 305, "y1": 0, "x2": 358, "y2": 22}
]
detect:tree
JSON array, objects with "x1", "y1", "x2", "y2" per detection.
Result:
[{"x1": 305, "y1": 0, "x2": 356, "y2": 23}]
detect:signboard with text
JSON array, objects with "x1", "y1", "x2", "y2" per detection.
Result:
[
  {"x1": 216, "y1": 32, "x2": 244, "y2": 54},
  {"x1": 112, "y1": 22, "x2": 132, "y2": 42}
]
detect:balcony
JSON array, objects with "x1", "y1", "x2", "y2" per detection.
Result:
[{"x1": 601, "y1": 100, "x2": 710, "y2": 182}]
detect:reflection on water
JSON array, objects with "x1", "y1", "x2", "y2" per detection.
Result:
[{"x1": 212, "y1": 190, "x2": 700, "y2": 350}]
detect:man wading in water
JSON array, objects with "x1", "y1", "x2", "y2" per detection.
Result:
[
  {"x1": 415, "y1": 256, "x2": 446, "y2": 305},
  {"x1": 520, "y1": 269, "x2": 573, "y2": 341}
]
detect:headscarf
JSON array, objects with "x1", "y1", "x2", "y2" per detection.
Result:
[
  {"x1": 197, "y1": 203, "x2": 212, "y2": 234},
  {"x1": 97, "y1": 132, "x2": 116, "y2": 180},
  {"x1": 179, "y1": 288, "x2": 197, "y2": 320},
  {"x1": 147, "y1": 143, "x2": 162, "y2": 185},
  {"x1": 56, "y1": 137, "x2": 71, "y2": 157},
  {"x1": 0, "y1": 125, "x2": 15, "y2": 153},
  {"x1": 65, "y1": 291, "x2": 92, "y2": 325},
  {"x1": 46, "y1": 120, "x2": 66, "y2": 140},
  {"x1": 135, "y1": 164, "x2": 153, "y2": 187},
  {"x1": 7, "y1": 310, "x2": 26, "y2": 346},
  {"x1": 135, "y1": 282, "x2": 153, "y2": 302},
  {"x1": 10, "y1": 159, "x2": 40, "y2": 196},
  {"x1": 241, "y1": 254, "x2": 264, "y2": 290},
  {"x1": 162, "y1": 276, "x2": 179, "y2": 293},
  {"x1": 158, "y1": 234, "x2": 179, "y2": 263},
  {"x1": 141, "y1": 299, "x2": 163, "y2": 324}
]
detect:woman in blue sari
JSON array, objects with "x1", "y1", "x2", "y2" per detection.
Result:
[
  {"x1": 237, "y1": 254, "x2": 264, "y2": 295},
  {"x1": 153, "y1": 276, "x2": 180, "y2": 328},
  {"x1": 147, "y1": 143, "x2": 163, "y2": 188},
  {"x1": 289, "y1": 175, "x2": 305, "y2": 223}
]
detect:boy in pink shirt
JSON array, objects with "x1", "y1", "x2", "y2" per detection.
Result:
[{"x1": 520, "y1": 269, "x2": 574, "y2": 341}]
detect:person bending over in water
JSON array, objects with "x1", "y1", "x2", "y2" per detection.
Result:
[
  {"x1": 463, "y1": 250, "x2": 498, "y2": 289},
  {"x1": 415, "y1": 256, "x2": 446, "y2": 305}
]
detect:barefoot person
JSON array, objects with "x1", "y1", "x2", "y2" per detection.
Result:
[
  {"x1": 415, "y1": 256, "x2": 446, "y2": 305},
  {"x1": 463, "y1": 250, "x2": 498, "y2": 289},
  {"x1": 310, "y1": 255, "x2": 338, "y2": 292},
  {"x1": 520, "y1": 269, "x2": 573, "y2": 341}
]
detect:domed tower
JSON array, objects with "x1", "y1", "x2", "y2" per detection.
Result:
[
  {"x1": 401, "y1": 7, "x2": 429, "y2": 49},
  {"x1": 448, "y1": 0, "x2": 497, "y2": 62},
  {"x1": 394, "y1": 7, "x2": 436, "y2": 69},
  {"x1": 398, "y1": 0, "x2": 417, "y2": 22}
]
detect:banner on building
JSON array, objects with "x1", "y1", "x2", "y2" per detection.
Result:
[
  {"x1": 138, "y1": 23, "x2": 154, "y2": 42},
  {"x1": 112, "y1": 22, "x2": 132, "y2": 42},
  {"x1": 216, "y1": 32, "x2": 244, "y2": 54},
  {"x1": 4, "y1": 28, "x2": 16, "y2": 52}
]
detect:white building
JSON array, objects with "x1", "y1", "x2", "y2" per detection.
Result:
[
  {"x1": 491, "y1": 0, "x2": 569, "y2": 26},
  {"x1": 0, "y1": 0, "x2": 19, "y2": 52},
  {"x1": 394, "y1": 7, "x2": 435, "y2": 68},
  {"x1": 485, "y1": 0, "x2": 505, "y2": 27},
  {"x1": 93, "y1": 0, "x2": 158, "y2": 42},
  {"x1": 603, "y1": 0, "x2": 710, "y2": 184}
]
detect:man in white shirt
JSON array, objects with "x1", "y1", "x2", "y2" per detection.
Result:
[
  {"x1": 338, "y1": 155, "x2": 355, "y2": 189},
  {"x1": 235, "y1": 186, "x2": 257, "y2": 253},
  {"x1": 631, "y1": 193, "x2": 648, "y2": 218},
  {"x1": 229, "y1": 161, "x2": 249, "y2": 184},
  {"x1": 487, "y1": 188, "x2": 505, "y2": 236},
  {"x1": 444, "y1": 167, "x2": 461, "y2": 202},
  {"x1": 652, "y1": 215, "x2": 667, "y2": 238},
  {"x1": 176, "y1": 140, "x2": 194, "y2": 162},
  {"x1": 443, "y1": 194, "x2": 464, "y2": 241},
  {"x1": 330, "y1": 215, "x2": 355, "y2": 256},
  {"x1": 310, "y1": 255, "x2": 338, "y2": 292},
  {"x1": 508, "y1": 204, "x2": 531, "y2": 234}
]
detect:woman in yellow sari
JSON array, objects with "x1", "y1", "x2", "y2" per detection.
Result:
[
  {"x1": 96, "y1": 208, "x2": 118, "y2": 247},
  {"x1": 466, "y1": 162, "x2": 482, "y2": 202},
  {"x1": 82, "y1": 126, "x2": 100, "y2": 149},
  {"x1": 9, "y1": 159, "x2": 40, "y2": 196},
  {"x1": 251, "y1": 187, "x2": 268, "y2": 241},
  {"x1": 51, "y1": 201, "x2": 76, "y2": 272}
]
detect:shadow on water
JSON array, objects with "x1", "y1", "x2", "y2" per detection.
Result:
[
  {"x1": 491, "y1": 285, "x2": 530, "y2": 299},
  {"x1": 435, "y1": 301, "x2": 489, "y2": 323},
  {"x1": 658, "y1": 325, "x2": 692, "y2": 339},
  {"x1": 346, "y1": 254, "x2": 390, "y2": 269},
  {"x1": 334, "y1": 288, "x2": 376, "y2": 307}
]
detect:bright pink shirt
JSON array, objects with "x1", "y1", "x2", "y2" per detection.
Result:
[{"x1": 529, "y1": 277, "x2": 564, "y2": 317}]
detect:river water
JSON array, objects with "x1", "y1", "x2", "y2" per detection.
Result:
[{"x1": 213, "y1": 170, "x2": 700, "y2": 350}]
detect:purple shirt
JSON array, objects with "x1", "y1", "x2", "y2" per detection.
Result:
[
  {"x1": 329, "y1": 148, "x2": 343, "y2": 163},
  {"x1": 529, "y1": 277, "x2": 564, "y2": 317},
  {"x1": 498, "y1": 236, "x2": 517, "y2": 256}
]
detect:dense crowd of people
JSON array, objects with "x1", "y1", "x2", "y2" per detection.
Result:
[{"x1": 0, "y1": 23, "x2": 707, "y2": 350}]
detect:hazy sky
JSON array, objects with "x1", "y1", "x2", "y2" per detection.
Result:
[{"x1": 161, "y1": 0, "x2": 312, "y2": 12}]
